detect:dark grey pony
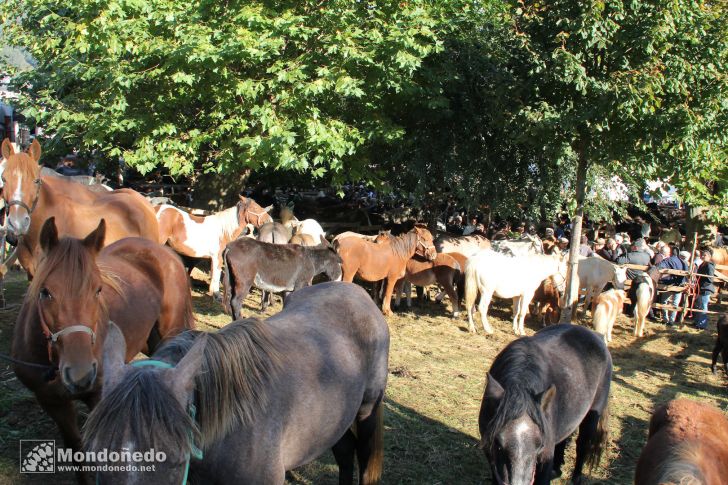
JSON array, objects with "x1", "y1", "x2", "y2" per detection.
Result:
[
  {"x1": 479, "y1": 324, "x2": 612, "y2": 485},
  {"x1": 84, "y1": 282, "x2": 389, "y2": 485},
  {"x1": 256, "y1": 221, "x2": 293, "y2": 309},
  {"x1": 222, "y1": 237, "x2": 342, "y2": 320}
]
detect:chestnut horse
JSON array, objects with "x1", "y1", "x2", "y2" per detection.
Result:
[
  {"x1": 0, "y1": 139, "x2": 158, "y2": 277},
  {"x1": 635, "y1": 399, "x2": 728, "y2": 485},
  {"x1": 394, "y1": 253, "x2": 461, "y2": 317},
  {"x1": 336, "y1": 225, "x2": 437, "y2": 315},
  {"x1": 11, "y1": 218, "x2": 194, "y2": 484},
  {"x1": 155, "y1": 196, "x2": 273, "y2": 298}
]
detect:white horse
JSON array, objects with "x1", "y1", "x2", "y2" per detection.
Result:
[
  {"x1": 464, "y1": 250, "x2": 567, "y2": 335},
  {"x1": 435, "y1": 234, "x2": 491, "y2": 257},
  {"x1": 285, "y1": 217, "x2": 326, "y2": 242},
  {"x1": 155, "y1": 197, "x2": 273, "y2": 298},
  {"x1": 633, "y1": 273, "x2": 655, "y2": 337},
  {"x1": 490, "y1": 234, "x2": 544, "y2": 257},
  {"x1": 576, "y1": 256, "x2": 628, "y2": 318}
]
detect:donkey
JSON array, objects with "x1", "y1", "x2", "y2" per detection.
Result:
[
  {"x1": 222, "y1": 237, "x2": 342, "y2": 320},
  {"x1": 85, "y1": 282, "x2": 389, "y2": 485},
  {"x1": 479, "y1": 324, "x2": 612, "y2": 485}
]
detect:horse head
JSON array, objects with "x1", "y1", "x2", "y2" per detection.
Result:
[
  {"x1": 32, "y1": 217, "x2": 108, "y2": 394},
  {"x1": 238, "y1": 195, "x2": 273, "y2": 228},
  {"x1": 1, "y1": 138, "x2": 42, "y2": 236},
  {"x1": 86, "y1": 323, "x2": 207, "y2": 485},
  {"x1": 481, "y1": 374, "x2": 556, "y2": 485},
  {"x1": 413, "y1": 224, "x2": 437, "y2": 261}
]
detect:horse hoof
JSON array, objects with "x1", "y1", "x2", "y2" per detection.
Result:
[{"x1": 452, "y1": 312, "x2": 460, "y2": 318}]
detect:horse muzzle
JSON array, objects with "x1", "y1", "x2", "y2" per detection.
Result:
[
  {"x1": 61, "y1": 361, "x2": 98, "y2": 394},
  {"x1": 6, "y1": 211, "x2": 30, "y2": 236}
]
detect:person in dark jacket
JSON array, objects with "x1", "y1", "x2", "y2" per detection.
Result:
[
  {"x1": 616, "y1": 239, "x2": 652, "y2": 280},
  {"x1": 597, "y1": 238, "x2": 621, "y2": 262},
  {"x1": 694, "y1": 249, "x2": 716, "y2": 330},
  {"x1": 657, "y1": 246, "x2": 688, "y2": 325}
]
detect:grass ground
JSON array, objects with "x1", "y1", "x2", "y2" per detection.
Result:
[{"x1": 0, "y1": 268, "x2": 726, "y2": 484}]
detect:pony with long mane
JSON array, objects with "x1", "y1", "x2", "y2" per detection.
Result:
[
  {"x1": 336, "y1": 225, "x2": 437, "y2": 315},
  {"x1": 85, "y1": 282, "x2": 389, "y2": 485},
  {"x1": 464, "y1": 250, "x2": 567, "y2": 335},
  {"x1": 155, "y1": 196, "x2": 272, "y2": 298},
  {"x1": 0, "y1": 139, "x2": 159, "y2": 277},
  {"x1": 633, "y1": 271, "x2": 656, "y2": 337},
  {"x1": 635, "y1": 399, "x2": 728, "y2": 485},
  {"x1": 12, "y1": 218, "x2": 194, "y2": 485},
  {"x1": 479, "y1": 324, "x2": 612, "y2": 485}
]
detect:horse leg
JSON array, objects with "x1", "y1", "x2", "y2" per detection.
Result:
[
  {"x1": 571, "y1": 410, "x2": 602, "y2": 483},
  {"x1": 445, "y1": 282, "x2": 459, "y2": 318},
  {"x1": 232, "y1": 281, "x2": 251, "y2": 321},
  {"x1": 38, "y1": 398, "x2": 91, "y2": 485},
  {"x1": 511, "y1": 296, "x2": 521, "y2": 335},
  {"x1": 478, "y1": 291, "x2": 495, "y2": 334},
  {"x1": 381, "y1": 276, "x2": 399, "y2": 316},
  {"x1": 518, "y1": 293, "x2": 535, "y2": 336},
  {"x1": 551, "y1": 436, "x2": 571, "y2": 479},
  {"x1": 210, "y1": 254, "x2": 223, "y2": 301},
  {"x1": 331, "y1": 429, "x2": 357, "y2": 485},
  {"x1": 534, "y1": 458, "x2": 554, "y2": 485},
  {"x1": 711, "y1": 339, "x2": 721, "y2": 374}
]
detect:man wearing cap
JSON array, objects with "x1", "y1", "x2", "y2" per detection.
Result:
[
  {"x1": 657, "y1": 246, "x2": 688, "y2": 326},
  {"x1": 593, "y1": 237, "x2": 606, "y2": 254},
  {"x1": 598, "y1": 238, "x2": 621, "y2": 262}
]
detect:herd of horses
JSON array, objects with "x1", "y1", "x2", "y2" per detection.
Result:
[{"x1": 1, "y1": 138, "x2": 727, "y2": 484}]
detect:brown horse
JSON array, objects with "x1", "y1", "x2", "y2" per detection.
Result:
[
  {"x1": 394, "y1": 253, "x2": 461, "y2": 317},
  {"x1": 155, "y1": 196, "x2": 273, "y2": 298},
  {"x1": 336, "y1": 225, "x2": 437, "y2": 315},
  {"x1": 11, "y1": 218, "x2": 194, "y2": 484},
  {"x1": 635, "y1": 399, "x2": 728, "y2": 485},
  {"x1": 0, "y1": 139, "x2": 158, "y2": 277}
]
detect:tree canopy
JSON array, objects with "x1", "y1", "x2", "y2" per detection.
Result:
[{"x1": 1, "y1": 0, "x2": 725, "y2": 221}]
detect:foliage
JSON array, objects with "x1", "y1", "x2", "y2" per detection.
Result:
[{"x1": 0, "y1": 0, "x2": 443, "y2": 180}]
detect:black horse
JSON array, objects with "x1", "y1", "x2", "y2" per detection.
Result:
[
  {"x1": 222, "y1": 237, "x2": 342, "y2": 320},
  {"x1": 479, "y1": 324, "x2": 612, "y2": 485}
]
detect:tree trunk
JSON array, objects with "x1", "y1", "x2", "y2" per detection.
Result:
[{"x1": 559, "y1": 154, "x2": 588, "y2": 323}]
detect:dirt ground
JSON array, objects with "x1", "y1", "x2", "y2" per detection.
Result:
[{"x1": 0, "y1": 268, "x2": 726, "y2": 484}]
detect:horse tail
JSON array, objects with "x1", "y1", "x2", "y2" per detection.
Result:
[
  {"x1": 464, "y1": 259, "x2": 479, "y2": 316},
  {"x1": 584, "y1": 395, "x2": 610, "y2": 471},
  {"x1": 361, "y1": 398, "x2": 384, "y2": 485},
  {"x1": 591, "y1": 300, "x2": 608, "y2": 340},
  {"x1": 221, "y1": 247, "x2": 233, "y2": 315}
]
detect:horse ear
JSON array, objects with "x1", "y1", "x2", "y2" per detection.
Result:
[
  {"x1": 170, "y1": 334, "x2": 207, "y2": 407},
  {"x1": 264, "y1": 205, "x2": 273, "y2": 213},
  {"x1": 27, "y1": 139, "x2": 42, "y2": 163},
  {"x1": 320, "y1": 234, "x2": 330, "y2": 247},
  {"x1": 538, "y1": 385, "x2": 557, "y2": 414},
  {"x1": 485, "y1": 373, "x2": 504, "y2": 401},
  {"x1": 39, "y1": 217, "x2": 59, "y2": 253},
  {"x1": 83, "y1": 219, "x2": 106, "y2": 254},
  {"x1": 1, "y1": 138, "x2": 14, "y2": 160},
  {"x1": 102, "y1": 321, "x2": 127, "y2": 398}
]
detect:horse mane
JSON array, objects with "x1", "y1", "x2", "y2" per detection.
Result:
[
  {"x1": 209, "y1": 205, "x2": 242, "y2": 240},
  {"x1": 83, "y1": 366, "x2": 197, "y2": 457},
  {"x1": 28, "y1": 237, "x2": 122, "y2": 312},
  {"x1": 655, "y1": 443, "x2": 706, "y2": 485},
  {"x1": 385, "y1": 230, "x2": 418, "y2": 260},
  {"x1": 5, "y1": 152, "x2": 40, "y2": 180},
  {"x1": 483, "y1": 341, "x2": 551, "y2": 458}
]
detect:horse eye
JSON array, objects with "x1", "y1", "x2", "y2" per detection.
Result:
[
  {"x1": 40, "y1": 288, "x2": 53, "y2": 300},
  {"x1": 96, "y1": 287, "x2": 102, "y2": 297}
]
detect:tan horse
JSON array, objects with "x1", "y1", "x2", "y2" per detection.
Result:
[
  {"x1": 155, "y1": 196, "x2": 273, "y2": 298},
  {"x1": 0, "y1": 139, "x2": 158, "y2": 277},
  {"x1": 337, "y1": 225, "x2": 437, "y2": 315},
  {"x1": 11, "y1": 218, "x2": 194, "y2": 484}
]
